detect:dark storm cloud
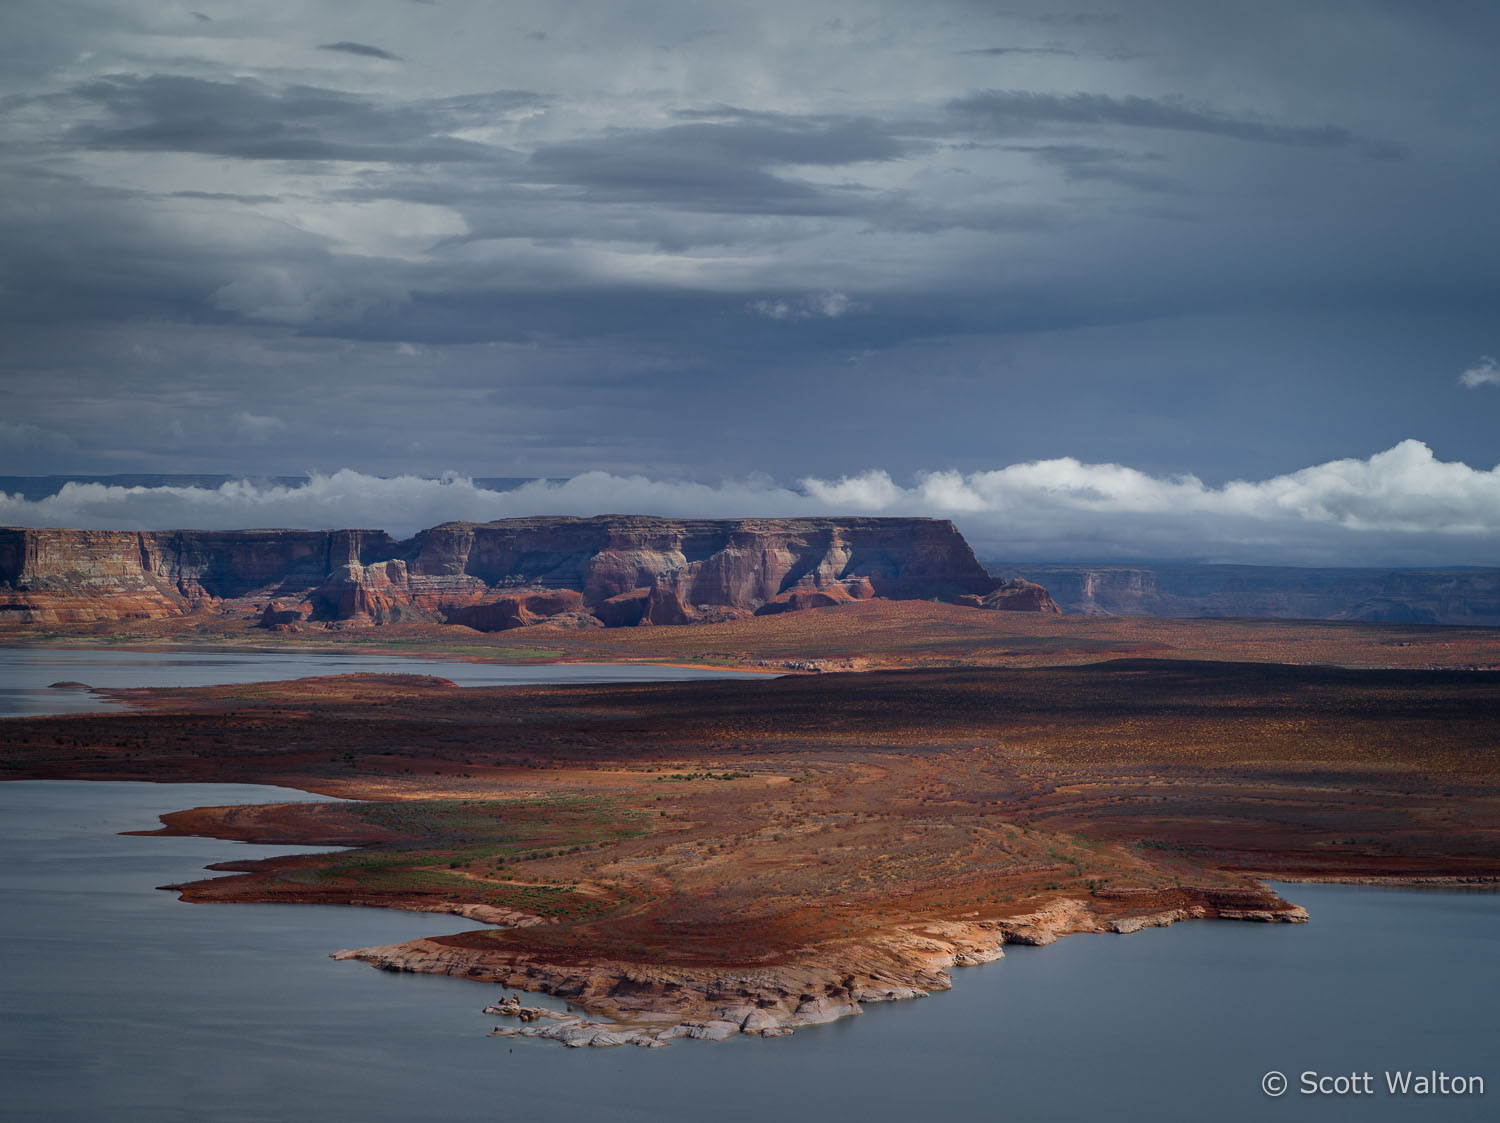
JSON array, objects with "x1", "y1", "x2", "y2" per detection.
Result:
[
  {"x1": 0, "y1": 167, "x2": 216, "y2": 326},
  {"x1": 318, "y1": 41, "x2": 403, "y2": 61},
  {"x1": 528, "y1": 116, "x2": 918, "y2": 213},
  {"x1": 65, "y1": 75, "x2": 523, "y2": 163},
  {"x1": 1, "y1": 0, "x2": 1497, "y2": 560},
  {"x1": 0, "y1": 160, "x2": 404, "y2": 334},
  {"x1": 959, "y1": 45, "x2": 1138, "y2": 62},
  {"x1": 1029, "y1": 12, "x2": 1123, "y2": 29},
  {"x1": 947, "y1": 90, "x2": 1381, "y2": 151},
  {"x1": 424, "y1": 89, "x2": 555, "y2": 121},
  {"x1": 166, "y1": 190, "x2": 284, "y2": 204},
  {"x1": 661, "y1": 108, "x2": 916, "y2": 163},
  {"x1": 1003, "y1": 144, "x2": 1173, "y2": 190},
  {"x1": 959, "y1": 47, "x2": 1079, "y2": 57}
]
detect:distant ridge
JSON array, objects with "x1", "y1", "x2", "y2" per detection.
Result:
[{"x1": 989, "y1": 562, "x2": 1500, "y2": 627}]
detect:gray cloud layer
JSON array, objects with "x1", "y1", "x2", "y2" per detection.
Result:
[
  {"x1": 318, "y1": 41, "x2": 403, "y2": 62},
  {"x1": 65, "y1": 75, "x2": 512, "y2": 162},
  {"x1": 2, "y1": 0, "x2": 1497, "y2": 563},
  {"x1": 947, "y1": 90, "x2": 1370, "y2": 150}
]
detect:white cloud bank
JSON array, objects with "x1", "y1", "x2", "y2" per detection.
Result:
[{"x1": 2, "y1": 440, "x2": 1497, "y2": 566}]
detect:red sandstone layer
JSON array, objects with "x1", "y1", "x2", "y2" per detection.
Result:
[{"x1": 0, "y1": 516, "x2": 1058, "y2": 631}]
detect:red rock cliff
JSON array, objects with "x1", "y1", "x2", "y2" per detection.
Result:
[{"x1": 0, "y1": 517, "x2": 1058, "y2": 630}]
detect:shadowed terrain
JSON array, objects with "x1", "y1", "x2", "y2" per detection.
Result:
[{"x1": 3, "y1": 605, "x2": 1497, "y2": 1042}]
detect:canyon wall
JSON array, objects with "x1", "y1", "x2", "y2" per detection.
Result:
[{"x1": 0, "y1": 516, "x2": 1058, "y2": 630}]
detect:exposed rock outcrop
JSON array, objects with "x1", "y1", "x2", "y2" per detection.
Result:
[
  {"x1": 333, "y1": 885, "x2": 1306, "y2": 1047},
  {"x1": 957, "y1": 577, "x2": 1062, "y2": 614},
  {"x1": 0, "y1": 517, "x2": 1058, "y2": 631}
]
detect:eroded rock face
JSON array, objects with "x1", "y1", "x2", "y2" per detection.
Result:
[
  {"x1": 336, "y1": 885, "x2": 1306, "y2": 1048},
  {"x1": 957, "y1": 578, "x2": 1063, "y2": 615},
  {"x1": 0, "y1": 517, "x2": 1058, "y2": 630},
  {"x1": 994, "y1": 563, "x2": 1500, "y2": 625}
]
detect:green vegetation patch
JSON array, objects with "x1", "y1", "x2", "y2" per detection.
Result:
[
  {"x1": 352, "y1": 794, "x2": 643, "y2": 848},
  {"x1": 273, "y1": 796, "x2": 648, "y2": 920}
]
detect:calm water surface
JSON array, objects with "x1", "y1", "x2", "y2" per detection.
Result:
[
  {"x1": 0, "y1": 646, "x2": 770, "y2": 717},
  {"x1": 1, "y1": 781, "x2": 1495, "y2": 1123}
]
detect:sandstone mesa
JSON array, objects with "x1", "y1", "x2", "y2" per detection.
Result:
[{"x1": 0, "y1": 516, "x2": 1058, "y2": 631}]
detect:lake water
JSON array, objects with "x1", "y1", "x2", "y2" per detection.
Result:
[
  {"x1": 1, "y1": 780, "x2": 1495, "y2": 1123},
  {"x1": 0, "y1": 646, "x2": 771, "y2": 718}
]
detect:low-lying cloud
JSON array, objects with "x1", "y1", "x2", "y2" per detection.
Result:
[{"x1": 1, "y1": 441, "x2": 1496, "y2": 566}]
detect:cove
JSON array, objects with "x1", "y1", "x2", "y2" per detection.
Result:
[{"x1": 0, "y1": 645, "x2": 771, "y2": 718}]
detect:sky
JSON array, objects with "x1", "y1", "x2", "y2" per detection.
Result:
[{"x1": 1, "y1": 0, "x2": 1498, "y2": 563}]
